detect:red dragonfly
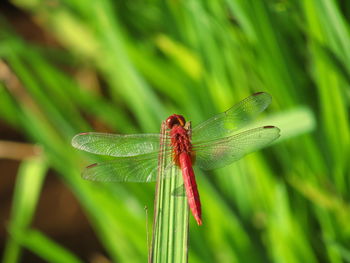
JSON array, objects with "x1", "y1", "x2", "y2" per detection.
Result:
[{"x1": 72, "y1": 92, "x2": 280, "y2": 225}]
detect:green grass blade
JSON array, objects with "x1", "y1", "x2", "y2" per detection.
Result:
[
  {"x1": 2, "y1": 157, "x2": 47, "y2": 263},
  {"x1": 249, "y1": 106, "x2": 316, "y2": 142},
  {"x1": 11, "y1": 230, "x2": 83, "y2": 263},
  {"x1": 151, "y1": 122, "x2": 189, "y2": 263}
]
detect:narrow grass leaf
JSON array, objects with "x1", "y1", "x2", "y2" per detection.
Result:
[
  {"x1": 151, "y1": 121, "x2": 189, "y2": 263},
  {"x1": 2, "y1": 157, "x2": 47, "y2": 263},
  {"x1": 12, "y1": 229, "x2": 83, "y2": 263}
]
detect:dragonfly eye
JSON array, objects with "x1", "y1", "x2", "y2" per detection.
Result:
[{"x1": 166, "y1": 114, "x2": 186, "y2": 128}]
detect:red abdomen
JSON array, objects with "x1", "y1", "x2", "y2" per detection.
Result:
[
  {"x1": 169, "y1": 124, "x2": 202, "y2": 225},
  {"x1": 179, "y1": 152, "x2": 202, "y2": 225}
]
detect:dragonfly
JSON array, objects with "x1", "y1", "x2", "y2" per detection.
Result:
[{"x1": 72, "y1": 92, "x2": 280, "y2": 225}]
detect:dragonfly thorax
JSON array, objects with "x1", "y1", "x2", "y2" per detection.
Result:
[{"x1": 169, "y1": 125, "x2": 194, "y2": 166}]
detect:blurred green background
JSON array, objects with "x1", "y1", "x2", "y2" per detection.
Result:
[{"x1": 1, "y1": 0, "x2": 350, "y2": 262}]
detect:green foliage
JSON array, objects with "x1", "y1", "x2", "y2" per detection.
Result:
[{"x1": 1, "y1": 0, "x2": 350, "y2": 262}]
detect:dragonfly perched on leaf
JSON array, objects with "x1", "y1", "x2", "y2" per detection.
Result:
[{"x1": 72, "y1": 92, "x2": 280, "y2": 225}]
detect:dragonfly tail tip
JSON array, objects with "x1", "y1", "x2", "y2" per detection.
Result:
[{"x1": 195, "y1": 217, "x2": 202, "y2": 226}]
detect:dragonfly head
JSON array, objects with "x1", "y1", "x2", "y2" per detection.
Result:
[{"x1": 166, "y1": 114, "x2": 186, "y2": 129}]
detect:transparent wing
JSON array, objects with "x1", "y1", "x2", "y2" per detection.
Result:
[
  {"x1": 193, "y1": 126, "x2": 280, "y2": 170},
  {"x1": 192, "y1": 92, "x2": 272, "y2": 143},
  {"x1": 82, "y1": 152, "x2": 176, "y2": 182},
  {"x1": 72, "y1": 132, "x2": 164, "y2": 157}
]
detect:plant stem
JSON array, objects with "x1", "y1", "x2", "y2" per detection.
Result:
[{"x1": 151, "y1": 121, "x2": 189, "y2": 263}]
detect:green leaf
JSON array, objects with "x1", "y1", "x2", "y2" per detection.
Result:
[
  {"x1": 12, "y1": 229, "x2": 83, "y2": 263},
  {"x1": 2, "y1": 157, "x2": 47, "y2": 263},
  {"x1": 151, "y1": 122, "x2": 189, "y2": 263}
]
